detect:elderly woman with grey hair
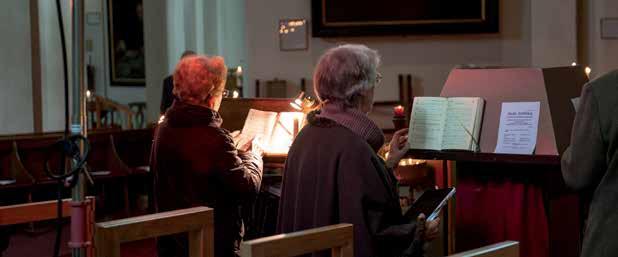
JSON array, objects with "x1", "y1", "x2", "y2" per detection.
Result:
[
  {"x1": 152, "y1": 55, "x2": 263, "y2": 257},
  {"x1": 277, "y1": 44, "x2": 439, "y2": 257}
]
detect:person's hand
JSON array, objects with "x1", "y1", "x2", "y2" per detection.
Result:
[
  {"x1": 249, "y1": 136, "x2": 264, "y2": 157},
  {"x1": 231, "y1": 131, "x2": 251, "y2": 152},
  {"x1": 424, "y1": 217, "x2": 440, "y2": 241},
  {"x1": 230, "y1": 130, "x2": 241, "y2": 138},
  {"x1": 386, "y1": 128, "x2": 410, "y2": 169}
]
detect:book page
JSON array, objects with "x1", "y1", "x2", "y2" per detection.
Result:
[
  {"x1": 494, "y1": 102, "x2": 540, "y2": 155},
  {"x1": 441, "y1": 97, "x2": 482, "y2": 150},
  {"x1": 267, "y1": 112, "x2": 305, "y2": 154},
  {"x1": 237, "y1": 109, "x2": 279, "y2": 149},
  {"x1": 408, "y1": 97, "x2": 448, "y2": 150}
]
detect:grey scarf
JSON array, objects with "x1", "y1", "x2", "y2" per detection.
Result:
[{"x1": 316, "y1": 103, "x2": 385, "y2": 152}]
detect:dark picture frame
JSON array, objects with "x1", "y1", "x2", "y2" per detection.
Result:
[
  {"x1": 107, "y1": 0, "x2": 145, "y2": 86},
  {"x1": 311, "y1": 0, "x2": 499, "y2": 37}
]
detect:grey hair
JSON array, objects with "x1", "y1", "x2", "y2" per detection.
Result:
[{"x1": 313, "y1": 44, "x2": 381, "y2": 107}]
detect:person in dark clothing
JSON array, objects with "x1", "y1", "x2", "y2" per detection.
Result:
[
  {"x1": 160, "y1": 50, "x2": 196, "y2": 114},
  {"x1": 277, "y1": 44, "x2": 439, "y2": 257},
  {"x1": 562, "y1": 70, "x2": 618, "y2": 257},
  {"x1": 152, "y1": 55, "x2": 263, "y2": 257}
]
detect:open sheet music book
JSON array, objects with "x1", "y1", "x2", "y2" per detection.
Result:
[
  {"x1": 408, "y1": 97, "x2": 485, "y2": 151},
  {"x1": 236, "y1": 109, "x2": 306, "y2": 156}
]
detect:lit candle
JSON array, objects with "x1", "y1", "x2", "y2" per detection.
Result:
[
  {"x1": 393, "y1": 105, "x2": 405, "y2": 117},
  {"x1": 585, "y1": 67, "x2": 591, "y2": 79}
]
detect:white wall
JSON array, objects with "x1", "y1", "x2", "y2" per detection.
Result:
[
  {"x1": 144, "y1": 0, "x2": 248, "y2": 122},
  {"x1": 144, "y1": 0, "x2": 170, "y2": 122},
  {"x1": 246, "y1": 0, "x2": 532, "y2": 100},
  {"x1": 38, "y1": 0, "x2": 71, "y2": 132},
  {"x1": 531, "y1": 0, "x2": 577, "y2": 67},
  {"x1": 0, "y1": 0, "x2": 34, "y2": 134},
  {"x1": 586, "y1": 0, "x2": 618, "y2": 78}
]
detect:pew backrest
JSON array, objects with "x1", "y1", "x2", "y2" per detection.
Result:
[
  {"x1": 95, "y1": 206, "x2": 214, "y2": 257},
  {"x1": 239, "y1": 224, "x2": 353, "y2": 257},
  {"x1": 0, "y1": 197, "x2": 96, "y2": 257},
  {"x1": 447, "y1": 241, "x2": 519, "y2": 257}
]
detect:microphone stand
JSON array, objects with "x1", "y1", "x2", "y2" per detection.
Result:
[{"x1": 69, "y1": 1, "x2": 88, "y2": 257}]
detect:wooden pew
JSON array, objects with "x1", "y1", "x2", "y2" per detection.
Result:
[
  {"x1": 86, "y1": 134, "x2": 132, "y2": 217},
  {"x1": 112, "y1": 129, "x2": 154, "y2": 213},
  {"x1": 1, "y1": 129, "x2": 154, "y2": 217},
  {"x1": 0, "y1": 141, "x2": 35, "y2": 199},
  {"x1": 0, "y1": 197, "x2": 96, "y2": 257},
  {"x1": 17, "y1": 136, "x2": 63, "y2": 186},
  {"x1": 112, "y1": 129, "x2": 153, "y2": 174},
  {"x1": 95, "y1": 206, "x2": 214, "y2": 257},
  {"x1": 447, "y1": 241, "x2": 519, "y2": 257},
  {"x1": 239, "y1": 224, "x2": 354, "y2": 257}
]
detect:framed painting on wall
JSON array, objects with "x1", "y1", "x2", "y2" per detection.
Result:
[
  {"x1": 312, "y1": 0, "x2": 499, "y2": 37},
  {"x1": 107, "y1": 0, "x2": 145, "y2": 86}
]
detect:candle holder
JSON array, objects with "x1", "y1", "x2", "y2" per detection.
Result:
[{"x1": 392, "y1": 116, "x2": 407, "y2": 130}]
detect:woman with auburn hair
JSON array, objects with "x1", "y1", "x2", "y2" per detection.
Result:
[
  {"x1": 277, "y1": 44, "x2": 440, "y2": 257},
  {"x1": 151, "y1": 55, "x2": 263, "y2": 257}
]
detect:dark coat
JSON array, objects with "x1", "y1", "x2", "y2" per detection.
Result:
[
  {"x1": 277, "y1": 113, "x2": 418, "y2": 257},
  {"x1": 160, "y1": 75, "x2": 176, "y2": 114},
  {"x1": 562, "y1": 70, "x2": 618, "y2": 257},
  {"x1": 151, "y1": 101, "x2": 263, "y2": 257}
]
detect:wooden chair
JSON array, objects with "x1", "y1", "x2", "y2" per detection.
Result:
[
  {"x1": 95, "y1": 206, "x2": 214, "y2": 257},
  {"x1": 88, "y1": 95, "x2": 135, "y2": 130},
  {"x1": 0, "y1": 141, "x2": 36, "y2": 209},
  {"x1": 0, "y1": 141, "x2": 36, "y2": 189},
  {"x1": 112, "y1": 129, "x2": 154, "y2": 213},
  {"x1": 86, "y1": 134, "x2": 132, "y2": 217},
  {"x1": 255, "y1": 78, "x2": 308, "y2": 98},
  {"x1": 447, "y1": 241, "x2": 519, "y2": 257},
  {"x1": 0, "y1": 197, "x2": 96, "y2": 257},
  {"x1": 17, "y1": 136, "x2": 64, "y2": 186},
  {"x1": 239, "y1": 224, "x2": 353, "y2": 257},
  {"x1": 112, "y1": 129, "x2": 152, "y2": 175}
]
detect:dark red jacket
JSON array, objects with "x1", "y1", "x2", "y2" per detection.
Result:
[{"x1": 151, "y1": 102, "x2": 263, "y2": 257}]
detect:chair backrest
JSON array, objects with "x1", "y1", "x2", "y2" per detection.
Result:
[
  {"x1": 86, "y1": 134, "x2": 131, "y2": 176},
  {"x1": 447, "y1": 241, "x2": 519, "y2": 257},
  {"x1": 95, "y1": 206, "x2": 214, "y2": 257},
  {"x1": 0, "y1": 141, "x2": 35, "y2": 185},
  {"x1": 0, "y1": 197, "x2": 96, "y2": 257},
  {"x1": 239, "y1": 224, "x2": 353, "y2": 257}
]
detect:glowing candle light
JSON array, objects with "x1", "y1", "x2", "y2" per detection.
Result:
[
  {"x1": 232, "y1": 90, "x2": 239, "y2": 99},
  {"x1": 585, "y1": 67, "x2": 592, "y2": 78},
  {"x1": 158, "y1": 115, "x2": 165, "y2": 124},
  {"x1": 393, "y1": 105, "x2": 405, "y2": 117},
  {"x1": 571, "y1": 62, "x2": 577, "y2": 66}
]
